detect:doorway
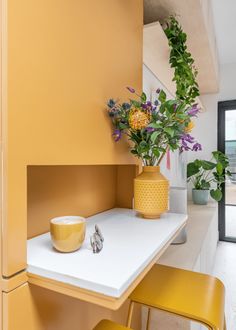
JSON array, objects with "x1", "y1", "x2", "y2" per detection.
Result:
[{"x1": 218, "y1": 100, "x2": 236, "y2": 242}]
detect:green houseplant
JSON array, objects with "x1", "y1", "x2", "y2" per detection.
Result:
[
  {"x1": 164, "y1": 15, "x2": 200, "y2": 106},
  {"x1": 187, "y1": 151, "x2": 231, "y2": 204}
]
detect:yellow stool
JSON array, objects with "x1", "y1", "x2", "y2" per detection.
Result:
[
  {"x1": 93, "y1": 319, "x2": 132, "y2": 330},
  {"x1": 127, "y1": 264, "x2": 226, "y2": 330}
]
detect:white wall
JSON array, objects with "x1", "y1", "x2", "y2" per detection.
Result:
[
  {"x1": 189, "y1": 62, "x2": 236, "y2": 162},
  {"x1": 219, "y1": 62, "x2": 236, "y2": 101},
  {"x1": 187, "y1": 62, "x2": 236, "y2": 198},
  {"x1": 143, "y1": 64, "x2": 187, "y2": 188},
  {"x1": 188, "y1": 93, "x2": 218, "y2": 162}
]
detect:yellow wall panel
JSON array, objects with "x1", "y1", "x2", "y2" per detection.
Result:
[
  {"x1": 1, "y1": 0, "x2": 143, "y2": 276},
  {"x1": 27, "y1": 165, "x2": 136, "y2": 239},
  {"x1": 2, "y1": 283, "x2": 141, "y2": 330},
  {"x1": 2, "y1": 283, "x2": 43, "y2": 330}
]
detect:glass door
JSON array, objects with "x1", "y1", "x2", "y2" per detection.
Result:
[{"x1": 218, "y1": 101, "x2": 236, "y2": 242}]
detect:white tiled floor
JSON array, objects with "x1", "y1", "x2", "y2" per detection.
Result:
[
  {"x1": 226, "y1": 206, "x2": 236, "y2": 237},
  {"x1": 213, "y1": 242, "x2": 236, "y2": 330}
]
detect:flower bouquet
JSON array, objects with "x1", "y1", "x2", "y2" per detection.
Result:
[{"x1": 107, "y1": 87, "x2": 201, "y2": 218}]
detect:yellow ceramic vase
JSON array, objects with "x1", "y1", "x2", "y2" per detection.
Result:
[
  {"x1": 50, "y1": 216, "x2": 86, "y2": 253},
  {"x1": 134, "y1": 166, "x2": 169, "y2": 219}
]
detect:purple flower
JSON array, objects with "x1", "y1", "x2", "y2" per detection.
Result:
[
  {"x1": 180, "y1": 133, "x2": 195, "y2": 153},
  {"x1": 188, "y1": 104, "x2": 200, "y2": 117},
  {"x1": 145, "y1": 127, "x2": 155, "y2": 133},
  {"x1": 141, "y1": 103, "x2": 148, "y2": 109},
  {"x1": 142, "y1": 101, "x2": 157, "y2": 112},
  {"x1": 181, "y1": 133, "x2": 195, "y2": 144},
  {"x1": 112, "y1": 129, "x2": 121, "y2": 142},
  {"x1": 173, "y1": 104, "x2": 177, "y2": 111},
  {"x1": 126, "y1": 86, "x2": 135, "y2": 93},
  {"x1": 156, "y1": 88, "x2": 161, "y2": 94},
  {"x1": 180, "y1": 145, "x2": 191, "y2": 153},
  {"x1": 180, "y1": 133, "x2": 201, "y2": 153},
  {"x1": 192, "y1": 143, "x2": 202, "y2": 151}
]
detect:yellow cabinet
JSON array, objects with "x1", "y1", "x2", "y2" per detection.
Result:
[
  {"x1": 1, "y1": 0, "x2": 143, "y2": 277},
  {"x1": 2, "y1": 283, "x2": 141, "y2": 330},
  {"x1": 2, "y1": 284, "x2": 43, "y2": 330}
]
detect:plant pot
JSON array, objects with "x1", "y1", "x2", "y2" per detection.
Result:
[
  {"x1": 134, "y1": 166, "x2": 169, "y2": 219},
  {"x1": 192, "y1": 189, "x2": 209, "y2": 205}
]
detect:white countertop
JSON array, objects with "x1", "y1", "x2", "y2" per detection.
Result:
[{"x1": 27, "y1": 208, "x2": 187, "y2": 298}]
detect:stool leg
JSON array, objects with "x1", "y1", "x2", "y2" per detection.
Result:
[
  {"x1": 224, "y1": 316, "x2": 227, "y2": 330},
  {"x1": 126, "y1": 301, "x2": 135, "y2": 328},
  {"x1": 146, "y1": 308, "x2": 151, "y2": 330}
]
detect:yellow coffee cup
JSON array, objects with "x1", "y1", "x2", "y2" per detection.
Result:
[{"x1": 50, "y1": 216, "x2": 86, "y2": 253}]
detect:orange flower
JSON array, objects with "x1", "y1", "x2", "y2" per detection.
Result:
[
  {"x1": 129, "y1": 108, "x2": 150, "y2": 130},
  {"x1": 184, "y1": 121, "x2": 195, "y2": 133}
]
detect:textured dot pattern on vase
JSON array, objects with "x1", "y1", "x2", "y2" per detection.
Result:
[{"x1": 134, "y1": 180, "x2": 169, "y2": 217}]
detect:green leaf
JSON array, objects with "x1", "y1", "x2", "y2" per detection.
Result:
[
  {"x1": 201, "y1": 160, "x2": 216, "y2": 171},
  {"x1": 159, "y1": 103, "x2": 166, "y2": 114},
  {"x1": 212, "y1": 151, "x2": 220, "y2": 161},
  {"x1": 164, "y1": 127, "x2": 175, "y2": 137},
  {"x1": 194, "y1": 159, "x2": 202, "y2": 167},
  {"x1": 165, "y1": 99, "x2": 177, "y2": 108},
  {"x1": 200, "y1": 180, "x2": 210, "y2": 190},
  {"x1": 148, "y1": 123, "x2": 162, "y2": 129},
  {"x1": 119, "y1": 122, "x2": 128, "y2": 129},
  {"x1": 212, "y1": 151, "x2": 229, "y2": 168},
  {"x1": 226, "y1": 170, "x2": 232, "y2": 177},
  {"x1": 140, "y1": 92, "x2": 147, "y2": 103},
  {"x1": 176, "y1": 113, "x2": 187, "y2": 120},
  {"x1": 158, "y1": 90, "x2": 166, "y2": 103},
  {"x1": 169, "y1": 143, "x2": 178, "y2": 151},
  {"x1": 131, "y1": 149, "x2": 138, "y2": 155},
  {"x1": 137, "y1": 141, "x2": 149, "y2": 153},
  {"x1": 151, "y1": 131, "x2": 160, "y2": 143},
  {"x1": 143, "y1": 155, "x2": 151, "y2": 160},
  {"x1": 210, "y1": 189, "x2": 223, "y2": 202},
  {"x1": 130, "y1": 99, "x2": 141, "y2": 107},
  {"x1": 152, "y1": 147, "x2": 160, "y2": 158},
  {"x1": 187, "y1": 162, "x2": 200, "y2": 178},
  {"x1": 216, "y1": 162, "x2": 223, "y2": 175}
]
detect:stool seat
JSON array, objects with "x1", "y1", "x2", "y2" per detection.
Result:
[
  {"x1": 128, "y1": 264, "x2": 225, "y2": 330},
  {"x1": 94, "y1": 320, "x2": 132, "y2": 330}
]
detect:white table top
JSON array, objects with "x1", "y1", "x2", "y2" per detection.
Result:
[{"x1": 27, "y1": 208, "x2": 187, "y2": 298}]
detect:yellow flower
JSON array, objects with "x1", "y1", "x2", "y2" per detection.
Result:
[
  {"x1": 129, "y1": 108, "x2": 150, "y2": 130},
  {"x1": 184, "y1": 121, "x2": 195, "y2": 133}
]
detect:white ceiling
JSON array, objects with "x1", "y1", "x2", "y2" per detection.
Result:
[{"x1": 212, "y1": 0, "x2": 236, "y2": 64}]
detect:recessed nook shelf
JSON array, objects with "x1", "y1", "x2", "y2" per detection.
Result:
[{"x1": 27, "y1": 208, "x2": 187, "y2": 309}]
